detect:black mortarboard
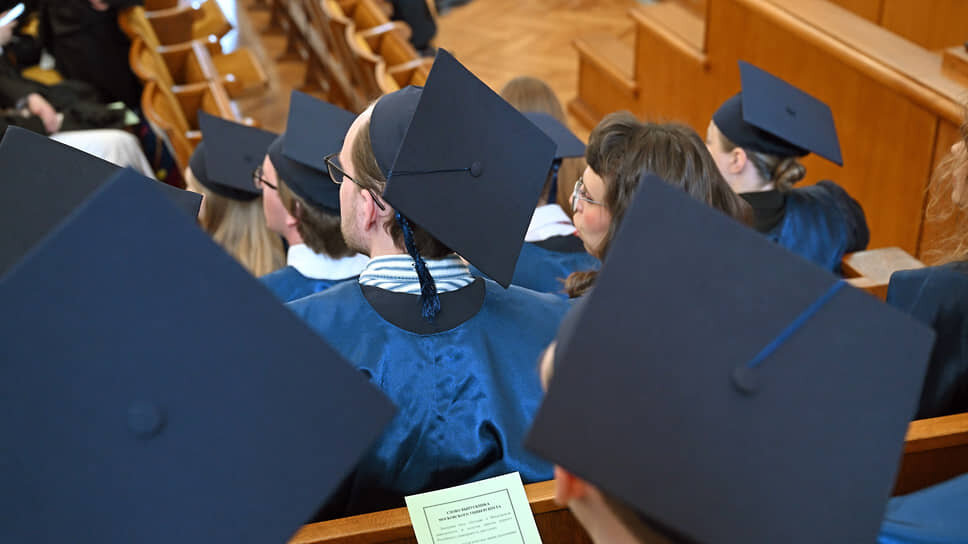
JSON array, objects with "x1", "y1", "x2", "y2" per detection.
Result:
[
  {"x1": 195, "y1": 112, "x2": 277, "y2": 201},
  {"x1": 0, "y1": 126, "x2": 201, "y2": 277},
  {"x1": 373, "y1": 49, "x2": 556, "y2": 290},
  {"x1": 524, "y1": 112, "x2": 585, "y2": 160},
  {"x1": 0, "y1": 169, "x2": 396, "y2": 544},
  {"x1": 713, "y1": 61, "x2": 843, "y2": 166},
  {"x1": 526, "y1": 175, "x2": 935, "y2": 543},
  {"x1": 266, "y1": 91, "x2": 356, "y2": 214}
]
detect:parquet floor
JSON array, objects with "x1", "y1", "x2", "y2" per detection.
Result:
[{"x1": 232, "y1": 0, "x2": 639, "y2": 137}]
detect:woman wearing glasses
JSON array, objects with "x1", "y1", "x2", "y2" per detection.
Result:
[
  {"x1": 184, "y1": 119, "x2": 284, "y2": 278},
  {"x1": 565, "y1": 113, "x2": 752, "y2": 298}
]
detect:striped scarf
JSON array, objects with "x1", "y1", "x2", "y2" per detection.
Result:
[{"x1": 358, "y1": 254, "x2": 474, "y2": 294}]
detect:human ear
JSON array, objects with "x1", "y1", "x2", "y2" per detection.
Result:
[{"x1": 729, "y1": 147, "x2": 749, "y2": 175}]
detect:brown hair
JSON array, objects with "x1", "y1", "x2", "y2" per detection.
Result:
[
  {"x1": 565, "y1": 113, "x2": 752, "y2": 298},
  {"x1": 716, "y1": 130, "x2": 806, "y2": 192},
  {"x1": 276, "y1": 179, "x2": 356, "y2": 258},
  {"x1": 924, "y1": 106, "x2": 968, "y2": 263},
  {"x1": 349, "y1": 116, "x2": 453, "y2": 259},
  {"x1": 185, "y1": 169, "x2": 285, "y2": 277},
  {"x1": 500, "y1": 76, "x2": 585, "y2": 212}
]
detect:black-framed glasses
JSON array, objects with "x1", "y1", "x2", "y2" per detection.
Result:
[
  {"x1": 571, "y1": 176, "x2": 603, "y2": 210},
  {"x1": 325, "y1": 152, "x2": 386, "y2": 211},
  {"x1": 252, "y1": 165, "x2": 277, "y2": 191}
]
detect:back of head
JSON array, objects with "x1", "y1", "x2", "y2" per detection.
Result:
[
  {"x1": 276, "y1": 177, "x2": 356, "y2": 259},
  {"x1": 500, "y1": 76, "x2": 584, "y2": 210},
  {"x1": 715, "y1": 128, "x2": 807, "y2": 192},
  {"x1": 566, "y1": 113, "x2": 752, "y2": 297},
  {"x1": 925, "y1": 104, "x2": 968, "y2": 263}
]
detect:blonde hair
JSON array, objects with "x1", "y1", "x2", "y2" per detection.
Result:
[
  {"x1": 185, "y1": 168, "x2": 285, "y2": 276},
  {"x1": 500, "y1": 76, "x2": 585, "y2": 212},
  {"x1": 716, "y1": 129, "x2": 806, "y2": 192},
  {"x1": 925, "y1": 108, "x2": 968, "y2": 263}
]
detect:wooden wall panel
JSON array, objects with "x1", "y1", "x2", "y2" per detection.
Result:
[
  {"x1": 826, "y1": 0, "x2": 881, "y2": 23},
  {"x1": 707, "y1": 0, "x2": 939, "y2": 252},
  {"x1": 881, "y1": 0, "x2": 968, "y2": 51}
]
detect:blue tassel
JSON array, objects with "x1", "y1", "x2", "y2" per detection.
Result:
[
  {"x1": 396, "y1": 212, "x2": 440, "y2": 322},
  {"x1": 548, "y1": 160, "x2": 561, "y2": 206}
]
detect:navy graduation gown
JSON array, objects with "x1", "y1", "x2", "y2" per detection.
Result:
[
  {"x1": 471, "y1": 235, "x2": 600, "y2": 297},
  {"x1": 750, "y1": 181, "x2": 869, "y2": 272},
  {"x1": 887, "y1": 261, "x2": 968, "y2": 419},
  {"x1": 287, "y1": 278, "x2": 570, "y2": 517},
  {"x1": 258, "y1": 266, "x2": 353, "y2": 303},
  {"x1": 879, "y1": 474, "x2": 968, "y2": 544}
]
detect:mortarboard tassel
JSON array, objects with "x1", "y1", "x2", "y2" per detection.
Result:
[{"x1": 396, "y1": 211, "x2": 440, "y2": 322}]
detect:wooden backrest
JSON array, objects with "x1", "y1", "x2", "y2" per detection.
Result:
[
  {"x1": 842, "y1": 247, "x2": 925, "y2": 300},
  {"x1": 286, "y1": 412, "x2": 968, "y2": 544},
  {"x1": 146, "y1": 3, "x2": 195, "y2": 45},
  {"x1": 141, "y1": 79, "x2": 193, "y2": 170},
  {"x1": 362, "y1": 23, "x2": 418, "y2": 67},
  {"x1": 119, "y1": 6, "x2": 163, "y2": 49},
  {"x1": 895, "y1": 412, "x2": 968, "y2": 495},
  {"x1": 387, "y1": 58, "x2": 432, "y2": 87},
  {"x1": 349, "y1": 0, "x2": 390, "y2": 31},
  {"x1": 143, "y1": 0, "x2": 179, "y2": 11},
  {"x1": 191, "y1": 0, "x2": 233, "y2": 40},
  {"x1": 129, "y1": 35, "x2": 176, "y2": 88},
  {"x1": 288, "y1": 481, "x2": 593, "y2": 544},
  {"x1": 346, "y1": 26, "x2": 387, "y2": 100}
]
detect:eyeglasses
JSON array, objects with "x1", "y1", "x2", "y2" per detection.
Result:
[
  {"x1": 325, "y1": 152, "x2": 386, "y2": 211},
  {"x1": 252, "y1": 165, "x2": 277, "y2": 191},
  {"x1": 571, "y1": 176, "x2": 603, "y2": 210}
]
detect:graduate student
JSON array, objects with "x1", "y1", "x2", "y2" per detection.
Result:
[
  {"x1": 287, "y1": 50, "x2": 571, "y2": 516},
  {"x1": 886, "y1": 112, "x2": 968, "y2": 419},
  {"x1": 258, "y1": 91, "x2": 369, "y2": 302},
  {"x1": 527, "y1": 174, "x2": 936, "y2": 544},
  {"x1": 471, "y1": 111, "x2": 599, "y2": 297},
  {"x1": 1, "y1": 168, "x2": 395, "y2": 543},
  {"x1": 0, "y1": 126, "x2": 200, "y2": 276},
  {"x1": 564, "y1": 113, "x2": 751, "y2": 297},
  {"x1": 185, "y1": 113, "x2": 284, "y2": 277},
  {"x1": 705, "y1": 61, "x2": 869, "y2": 272}
]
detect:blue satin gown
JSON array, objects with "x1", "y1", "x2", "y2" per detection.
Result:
[
  {"x1": 879, "y1": 474, "x2": 968, "y2": 544},
  {"x1": 287, "y1": 277, "x2": 570, "y2": 517},
  {"x1": 259, "y1": 266, "x2": 354, "y2": 303},
  {"x1": 472, "y1": 235, "x2": 600, "y2": 297}
]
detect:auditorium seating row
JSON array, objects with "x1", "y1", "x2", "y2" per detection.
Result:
[
  {"x1": 119, "y1": 2, "x2": 269, "y2": 174},
  {"x1": 284, "y1": 411, "x2": 968, "y2": 544},
  {"x1": 254, "y1": 0, "x2": 431, "y2": 111},
  {"x1": 568, "y1": 0, "x2": 968, "y2": 263}
]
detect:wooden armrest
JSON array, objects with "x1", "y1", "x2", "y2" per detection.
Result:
[
  {"x1": 905, "y1": 412, "x2": 968, "y2": 453},
  {"x1": 841, "y1": 247, "x2": 925, "y2": 284},
  {"x1": 895, "y1": 412, "x2": 968, "y2": 495},
  {"x1": 573, "y1": 34, "x2": 637, "y2": 94}
]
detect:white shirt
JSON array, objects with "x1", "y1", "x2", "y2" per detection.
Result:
[
  {"x1": 524, "y1": 204, "x2": 577, "y2": 242},
  {"x1": 287, "y1": 244, "x2": 369, "y2": 280}
]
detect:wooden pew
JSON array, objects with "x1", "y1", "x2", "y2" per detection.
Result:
[
  {"x1": 895, "y1": 412, "x2": 968, "y2": 495},
  {"x1": 141, "y1": 79, "x2": 243, "y2": 171},
  {"x1": 145, "y1": 0, "x2": 233, "y2": 45},
  {"x1": 286, "y1": 412, "x2": 968, "y2": 544},
  {"x1": 288, "y1": 480, "x2": 593, "y2": 544},
  {"x1": 676, "y1": 0, "x2": 968, "y2": 50},
  {"x1": 570, "y1": 0, "x2": 968, "y2": 261},
  {"x1": 842, "y1": 247, "x2": 925, "y2": 300}
]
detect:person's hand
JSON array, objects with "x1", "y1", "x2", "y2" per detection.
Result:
[
  {"x1": 0, "y1": 19, "x2": 15, "y2": 47},
  {"x1": 89, "y1": 0, "x2": 110, "y2": 11},
  {"x1": 26, "y1": 93, "x2": 61, "y2": 134}
]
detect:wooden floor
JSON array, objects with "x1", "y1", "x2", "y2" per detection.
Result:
[{"x1": 232, "y1": 0, "x2": 639, "y2": 137}]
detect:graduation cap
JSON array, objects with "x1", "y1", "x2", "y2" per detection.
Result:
[
  {"x1": 194, "y1": 112, "x2": 277, "y2": 201},
  {"x1": 524, "y1": 112, "x2": 585, "y2": 159},
  {"x1": 370, "y1": 49, "x2": 556, "y2": 319},
  {"x1": 266, "y1": 90, "x2": 357, "y2": 214},
  {"x1": 526, "y1": 174, "x2": 936, "y2": 543},
  {"x1": 712, "y1": 61, "x2": 843, "y2": 166},
  {"x1": 0, "y1": 126, "x2": 201, "y2": 277},
  {"x1": 0, "y1": 169, "x2": 396, "y2": 544}
]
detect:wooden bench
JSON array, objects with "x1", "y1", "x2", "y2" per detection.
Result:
[
  {"x1": 895, "y1": 412, "x2": 968, "y2": 495},
  {"x1": 285, "y1": 412, "x2": 968, "y2": 543},
  {"x1": 842, "y1": 247, "x2": 925, "y2": 300},
  {"x1": 288, "y1": 480, "x2": 593, "y2": 544},
  {"x1": 570, "y1": 0, "x2": 968, "y2": 261}
]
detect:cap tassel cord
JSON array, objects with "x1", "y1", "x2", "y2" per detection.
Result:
[
  {"x1": 395, "y1": 212, "x2": 440, "y2": 322},
  {"x1": 746, "y1": 280, "x2": 846, "y2": 369}
]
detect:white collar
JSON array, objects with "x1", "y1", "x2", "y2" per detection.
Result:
[
  {"x1": 287, "y1": 244, "x2": 369, "y2": 280},
  {"x1": 525, "y1": 204, "x2": 577, "y2": 242}
]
